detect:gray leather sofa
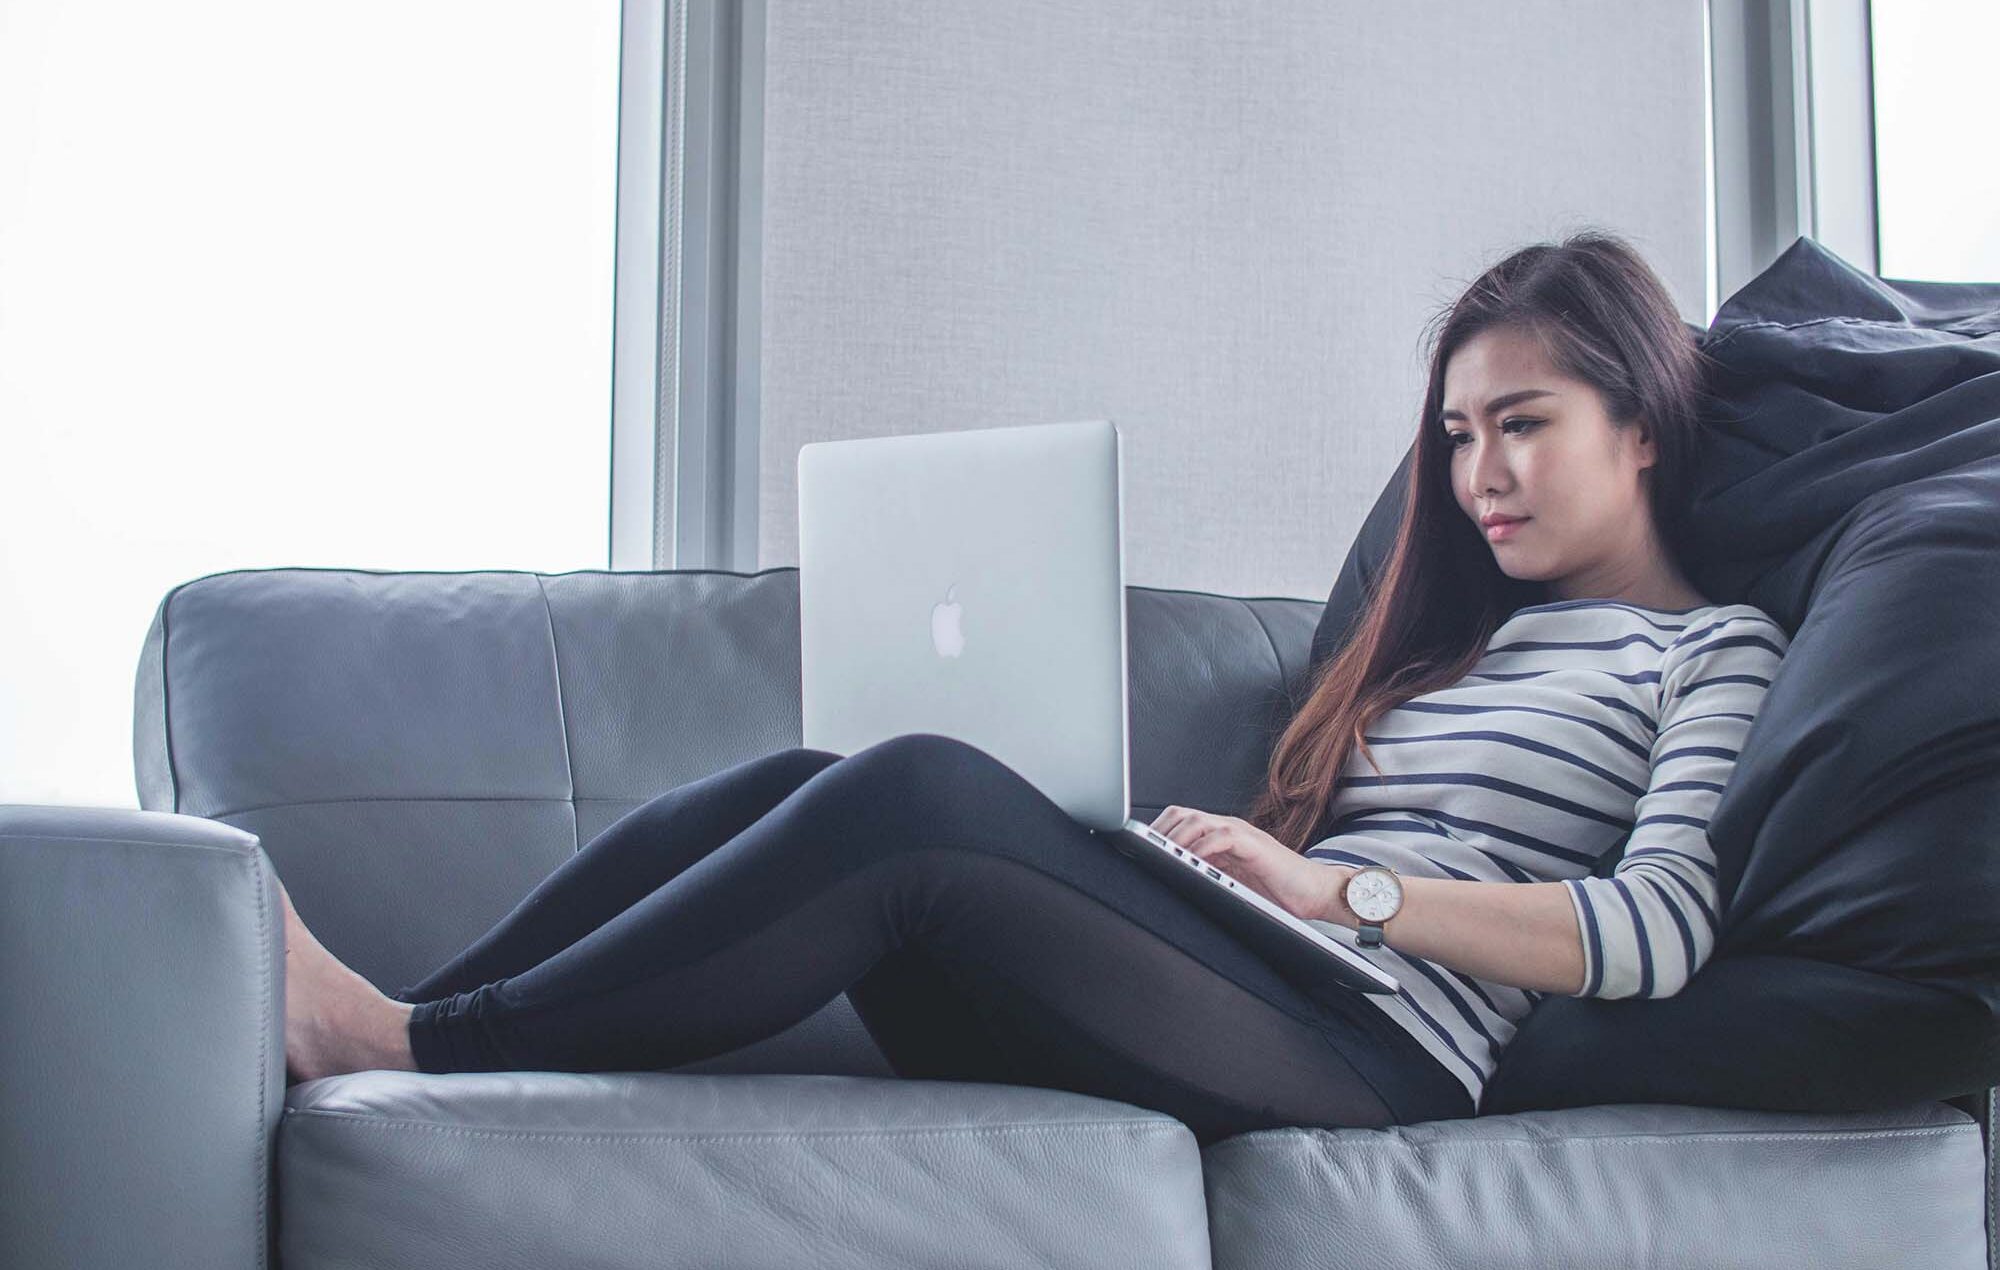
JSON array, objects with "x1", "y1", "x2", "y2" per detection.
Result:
[{"x1": 3, "y1": 564, "x2": 1991, "y2": 1269}]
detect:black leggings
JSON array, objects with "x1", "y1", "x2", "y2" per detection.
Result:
[{"x1": 394, "y1": 733, "x2": 1473, "y2": 1145}]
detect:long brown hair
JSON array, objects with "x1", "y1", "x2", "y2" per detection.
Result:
[{"x1": 1247, "y1": 230, "x2": 1719, "y2": 852}]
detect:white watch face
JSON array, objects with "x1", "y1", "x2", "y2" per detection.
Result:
[{"x1": 1347, "y1": 868, "x2": 1403, "y2": 922}]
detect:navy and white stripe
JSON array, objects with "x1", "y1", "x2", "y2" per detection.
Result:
[{"x1": 1299, "y1": 598, "x2": 1790, "y2": 1110}]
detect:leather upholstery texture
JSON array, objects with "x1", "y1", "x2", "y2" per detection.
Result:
[
  {"x1": 3, "y1": 563, "x2": 1982, "y2": 1268},
  {"x1": 1203, "y1": 1101, "x2": 1986, "y2": 1270},
  {"x1": 280, "y1": 1070, "x2": 1208, "y2": 1270},
  {"x1": 1, "y1": 804, "x2": 285, "y2": 1270}
]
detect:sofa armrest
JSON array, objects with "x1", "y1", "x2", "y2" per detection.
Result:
[{"x1": 0, "y1": 805, "x2": 281, "y2": 1270}]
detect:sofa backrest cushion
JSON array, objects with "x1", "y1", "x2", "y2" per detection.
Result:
[{"x1": 134, "y1": 567, "x2": 1319, "y2": 995}]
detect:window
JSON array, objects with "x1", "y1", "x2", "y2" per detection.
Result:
[
  {"x1": 0, "y1": 2, "x2": 623, "y2": 808},
  {"x1": 1870, "y1": 0, "x2": 2000, "y2": 282}
]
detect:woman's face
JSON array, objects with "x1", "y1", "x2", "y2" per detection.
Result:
[{"x1": 1439, "y1": 325, "x2": 1662, "y2": 602}]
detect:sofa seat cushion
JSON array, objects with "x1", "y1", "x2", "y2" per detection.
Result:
[
  {"x1": 1201, "y1": 1100, "x2": 1987, "y2": 1270},
  {"x1": 280, "y1": 1070, "x2": 1209, "y2": 1270}
]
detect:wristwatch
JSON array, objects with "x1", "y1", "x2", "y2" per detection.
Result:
[{"x1": 1343, "y1": 865, "x2": 1404, "y2": 949}]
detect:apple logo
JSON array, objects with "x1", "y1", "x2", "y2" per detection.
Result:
[{"x1": 930, "y1": 583, "x2": 966, "y2": 658}]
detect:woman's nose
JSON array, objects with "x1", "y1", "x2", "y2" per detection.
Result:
[{"x1": 1466, "y1": 438, "x2": 1508, "y2": 498}]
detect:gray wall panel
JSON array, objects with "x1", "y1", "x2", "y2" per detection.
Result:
[{"x1": 759, "y1": 1, "x2": 1707, "y2": 599}]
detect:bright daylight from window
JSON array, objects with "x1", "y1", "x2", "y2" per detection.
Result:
[
  {"x1": 1870, "y1": 0, "x2": 2000, "y2": 283},
  {"x1": 0, "y1": 2, "x2": 622, "y2": 808}
]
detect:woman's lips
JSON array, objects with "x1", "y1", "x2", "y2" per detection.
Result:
[{"x1": 1484, "y1": 517, "x2": 1529, "y2": 541}]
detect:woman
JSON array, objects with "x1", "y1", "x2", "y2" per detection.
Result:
[{"x1": 280, "y1": 230, "x2": 1789, "y2": 1145}]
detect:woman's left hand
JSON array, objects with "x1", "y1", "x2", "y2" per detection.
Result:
[{"x1": 1150, "y1": 806, "x2": 1350, "y2": 924}]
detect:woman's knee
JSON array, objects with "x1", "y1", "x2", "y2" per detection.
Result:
[
  {"x1": 776, "y1": 745, "x2": 845, "y2": 778},
  {"x1": 802, "y1": 732, "x2": 1031, "y2": 829},
  {"x1": 843, "y1": 732, "x2": 1006, "y2": 791},
  {"x1": 712, "y1": 746, "x2": 844, "y2": 808}
]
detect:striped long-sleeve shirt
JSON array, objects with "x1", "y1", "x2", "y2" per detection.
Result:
[{"x1": 1299, "y1": 598, "x2": 1791, "y2": 1110}]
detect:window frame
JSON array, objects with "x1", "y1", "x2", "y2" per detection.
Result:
[{"x1": 1708, "y1": 0, "x2": 1878, "y2": 307}]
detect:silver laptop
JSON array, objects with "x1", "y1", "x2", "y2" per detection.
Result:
[{"x1": 796, "y1": 418, "x2": 1399, "y2": 998}]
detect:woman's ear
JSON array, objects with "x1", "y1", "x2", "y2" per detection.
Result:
[{"x1": 1630, "y1": 418, "x2": 1659, "y2": 472}]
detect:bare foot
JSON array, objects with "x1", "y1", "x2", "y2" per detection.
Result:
[{"x1": 277, "y1": 873, "x2": 419, "y2": 1083}]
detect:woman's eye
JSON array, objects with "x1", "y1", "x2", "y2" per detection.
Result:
[{"x1": 1446, "y1": 418, "x2": 1539, "y2": 448}]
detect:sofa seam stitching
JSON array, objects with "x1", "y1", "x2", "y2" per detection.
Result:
[
  {"x1": 251, "y1": 850, "x2": 270, "y2": 1269},
  {"x1": 532, "y1": 574, "x2": 579, "y2": 857},
  {"x1": 162, "y1": 581, "x2": 184, "y2": 815},
  {"x1": 198, "y1": 794, "x2": 578, "y2": 821},
  {"x1": 156, "y1": 562, "x2": 1335, "y2": 603},
  {"x1": 168, "y1": 563, "x2": 806, "y2": 588},
  {"x1": 282, "y1": 1112, "x2": 1187, "y2": 1145},
  {"x1": 1248, "y1": 1124, "x2": 1977, "y2": 1149},
  {"x1": 0, "y1": 833, "x2": 255, "y2": 854},
  {"x1": 1238, "y1": 599, "x2": 1293, "y2": 715},
  {"x1": 287, "y1": 1109, "x2": 1971, "y2": 1148},
  {"x1": 196, "y1": 794, "x2": 781, "y2": 821},
  {"x1": 1976, "y1": 1080, "x2": 1992, "y2": 1270}
]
